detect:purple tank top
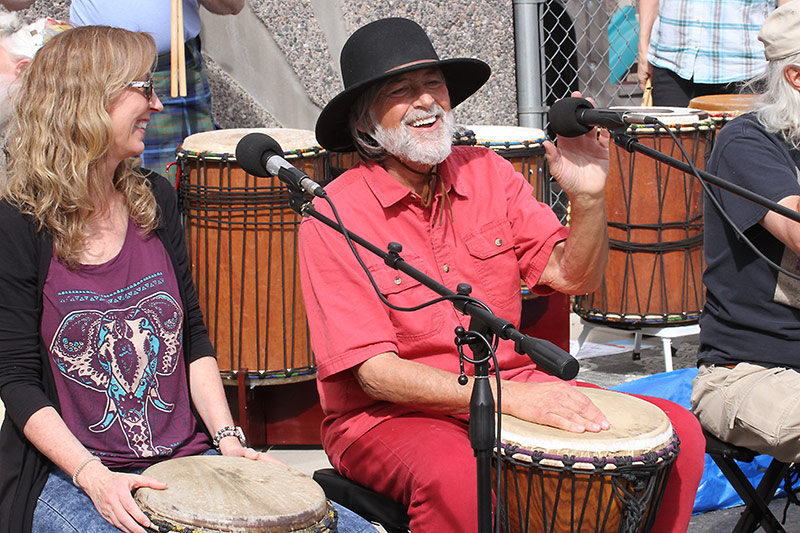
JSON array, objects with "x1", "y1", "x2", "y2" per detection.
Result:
[{"x1": 42, "y1": 219, "x2": 209, "y2": 469}]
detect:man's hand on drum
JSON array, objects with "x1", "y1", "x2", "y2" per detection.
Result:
[
  {"x1": 544, "y1": 91, "x2": 610, "y2": 200},
  {"x1": 503, "y1": 380, "x2": 610, "y2": 433},
  {"x1": 77, "y1": 459, "x2": 166, "y2": 533}
]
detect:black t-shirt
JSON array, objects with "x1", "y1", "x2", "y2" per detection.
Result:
[{"x1": 699, "y1": 113, "x2": 800, "y2": 368}]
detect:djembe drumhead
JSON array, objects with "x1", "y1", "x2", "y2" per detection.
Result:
[
  {"x1": 497, "y1": 388, "x2": 679, "y2": 532},
  {"x1": 134, "y1": 455, "x2": 335, "y2": 532}
]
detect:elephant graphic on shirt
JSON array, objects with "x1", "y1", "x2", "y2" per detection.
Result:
[{"x1": 50, "y1": 292, "x2": 183, "y2": 458}]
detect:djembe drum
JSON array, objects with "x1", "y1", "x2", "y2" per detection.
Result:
[
  {"x1": 456, "y1": 125, "x2": 550, "y2": 202},
  {"x1": 456, "y1": 125, "x2": 569, "y2": 350},
  {"x1": 689, "y1": 93, "x2": 757, "y2": 131},
  {"x1": 177, "y1": 128, "x2": 327, "y2": 381},
  {"x1": 573, "y1": 107, "x2": 712, "y2": 326},
  {"x1": 134, "y1": 455, "x2": 336, "y2": 532},
  {"x1": 496, "y1": 388, "x2": 679, "y2": 533}
]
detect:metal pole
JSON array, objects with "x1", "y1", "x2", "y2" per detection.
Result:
[{"x1": 513, "y1": 0, "x2": 547, "y2": 129}]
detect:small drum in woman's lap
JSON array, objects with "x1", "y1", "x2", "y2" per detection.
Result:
[
  {"x1": 177, "y1": 128, "x2": 325, "y2": 382},
  {"x1": 573, "y1": 107, "x2": 712, "y2": 327},
  {"x1": 496, "y1": 388, "x2": 679, "y2": 533},
  {"x1": 134, "y1": 455, "x2": 336, "y2": 532}
]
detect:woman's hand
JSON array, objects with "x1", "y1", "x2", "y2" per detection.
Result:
[{"x1": 77, "y1": 459, "x2": 166, "y2": 533}]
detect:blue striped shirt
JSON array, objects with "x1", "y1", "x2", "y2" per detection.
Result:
[{"x1": 648, "y1": 0, "x2": 775, "y2": 84}]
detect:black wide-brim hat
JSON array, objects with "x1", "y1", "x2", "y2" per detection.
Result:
[{"x1": 315, "y1": 17, "x2": 491, "y2": 152}]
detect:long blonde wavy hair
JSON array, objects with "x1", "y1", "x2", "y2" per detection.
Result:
[{"x1": 2, "y1": 25, "x2": 160, "y2": 268}]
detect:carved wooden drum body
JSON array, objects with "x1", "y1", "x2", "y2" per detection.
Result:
[
  {"x1": 177, "y1": 129, "x2": 327, "y2": 382},
  {"x1": 573, "y1": 108, "x2": 712, "y2": 326},
  {"x1": 496, "y1": 388, "x2": 679, "y2": 533}
]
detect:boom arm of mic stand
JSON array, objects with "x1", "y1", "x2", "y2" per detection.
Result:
[
  {"x1": 289, "y1": 194, "x2": 580, "y2": 381},
  {"x1": 611, "y1": 130, "x2": 800, "y2": 224}
]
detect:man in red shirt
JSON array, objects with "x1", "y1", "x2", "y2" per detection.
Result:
[{"x1": 300, "y1": 17, "x2": 703, "y2": 532}]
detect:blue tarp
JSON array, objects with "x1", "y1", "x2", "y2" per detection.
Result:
[{"x1": 611, "y1": 367, "x2": 781, "y2": 514}]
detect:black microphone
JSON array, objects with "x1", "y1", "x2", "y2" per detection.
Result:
[
  {"x1": 235, "y1": 132, "x2": 327, "y2": 198},
  {"x1": 549, "y1": 97, "x2": 658, "y2": 137},
  {"x1": 490, "y1": 315, "x2": 579, "y2": 380},
  {"x1": 514, "y1": 336, "x2": 579, "y2": 381}
]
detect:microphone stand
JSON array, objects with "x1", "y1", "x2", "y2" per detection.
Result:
[
  {"x1": 609, "y1": 128, "x2": 800, "y2": 224},
  {"x1": 286, "y1": 190, "x2": 578, "y2": 533}
]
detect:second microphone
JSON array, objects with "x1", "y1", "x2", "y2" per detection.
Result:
[{"x1": 235, "y1": 132, "x2": 327, "y2": 198}]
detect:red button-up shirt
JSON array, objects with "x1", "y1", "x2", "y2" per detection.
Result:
[{"x1": 298, "y1": 146, "x2": 570, "y2": 467}]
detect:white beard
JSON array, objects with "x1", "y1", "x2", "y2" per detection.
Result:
[{"x1": 372, "y1": 104, "x2": 456, "y2": 166}]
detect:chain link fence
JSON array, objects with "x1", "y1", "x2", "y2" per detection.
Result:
[
  {"x1": 542, "y1": 0, "x2": 643, "y2": 110},
  {"x1": 532, "y1": 0, "x2": 645, "y2": 220}
]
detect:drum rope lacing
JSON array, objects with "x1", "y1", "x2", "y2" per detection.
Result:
[
  {"x1": 629, "y1": 117, "x2": 800, "y2": 284},
  {"x1": 452, "y1": 128, "x2": 548, "y2": 152},
  {"x1": 498, "y1": 435, "x2": 680, "y2": 533},
  {"x1": 499, "y1": 435, "x2": 680, "y2": 470},
  {"x1": 176, "y1": 151, "x2": 317, "y2": 381},
  {"x1": 574, "y1": 122, "x2": 709, "y2": 326}
]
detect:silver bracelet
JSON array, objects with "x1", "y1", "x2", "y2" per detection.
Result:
[
  {"x1": 72, "y1": 456, "x2": 101, "y2": 487},
  {"x1": 212, "y1": 425, "x2": 246, "y2": 450}
]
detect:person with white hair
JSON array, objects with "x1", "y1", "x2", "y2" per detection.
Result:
[
  {"x1": 693, "y1": 0, "x2": 800, "y2": 463},
  {"x1": 0, "y1": 14, "x2": 68, "y2": 130},
  {"x1": 301, "y1": 16, "x2": 705, "y2": 533}
]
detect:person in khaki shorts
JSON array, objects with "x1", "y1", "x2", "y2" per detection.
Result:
[{"x1": 692, "y1": 0, "x2": 800, "y2": 463}]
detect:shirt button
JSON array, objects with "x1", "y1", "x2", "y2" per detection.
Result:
[
  {"x1": 495, "y1": 238, "x2": 503, "y2": 246},
  {"x1": 443, "y1": 264, "x2": 450, "y2": 273},
  {"x1": 394, "y1": 277, "x2": 402, "y2": 285}
]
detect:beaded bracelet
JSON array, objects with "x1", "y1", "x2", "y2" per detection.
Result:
[
  {"x1": 212, "y1": 425, "x2": 246, "y2": 450},
  {"x1": 72, "y1": 456, "x2": 101, "y2": 487}
]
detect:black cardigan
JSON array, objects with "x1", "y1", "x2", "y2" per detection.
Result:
[{"x1": 0, "y1": 171, "x2": 216, "y2": 532}]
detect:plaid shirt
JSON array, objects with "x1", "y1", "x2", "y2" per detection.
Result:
[
  {"x1": 144, "y1": 37, "x2": 214, "y2": 179},
  {"x1": 648, "y1": 0, "x2": 775, "y2": 84}
]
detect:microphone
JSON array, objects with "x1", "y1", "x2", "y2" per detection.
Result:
[
  {"x1": 549, "y1": 97, "x2": 658, "y2": 137},
  {"x1": 490, "y1": 315, "x2": 579, "y2": 380},
  {"x1": 235, "y1": 132, "x2": 326, "y2": 198},
  {"x1": 515, "y1": 336, "x2": 579, "y2": 381}
]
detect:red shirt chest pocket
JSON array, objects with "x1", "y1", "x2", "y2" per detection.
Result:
[
  {"x1": 367, "y1": 254, "x2": 447, "y2": 341},
  {"x1": 463, "y1": 220, "x2": 521, "y2": 309}
]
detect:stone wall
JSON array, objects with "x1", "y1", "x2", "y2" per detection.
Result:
[{"x1": 9, "y1": 0, "x2": 520, "y2": 136}]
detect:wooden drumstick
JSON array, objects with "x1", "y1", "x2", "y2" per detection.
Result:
[
  {"x1": 177, "y1": 0, "x2": 187, "y2": 97},
  {"x1": 171, "y1": 0, "x2": 179, "y2": 97},
  {"x1": 641, "y1": 78, "x2": 653, "y2": 107}
]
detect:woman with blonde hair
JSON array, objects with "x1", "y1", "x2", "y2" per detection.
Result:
[{"x1": 0, "y1": 25, "x2": 289, "y2": 533}]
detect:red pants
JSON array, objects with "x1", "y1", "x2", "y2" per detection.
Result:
[{"x1": 337, "y1": 385, "x2": 703, "y2": 533}]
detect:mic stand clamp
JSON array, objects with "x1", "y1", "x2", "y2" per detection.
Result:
[{"x1": 287, "y1": 188, "x2": 313, "y2": 215}]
